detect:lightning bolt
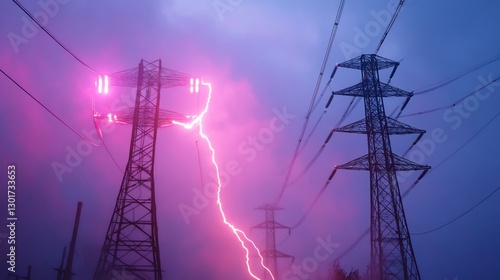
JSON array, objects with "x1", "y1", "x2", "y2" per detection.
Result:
[{"x1": 174, "y1": 80, "x2": 275, "y2": 280}]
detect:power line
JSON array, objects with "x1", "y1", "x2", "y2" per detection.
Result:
[
  {"x1": 309, "y1": 0, "x2": 347, "y2": 115},
  {"x1": 289, "y1": 96, "x2": 357, "y2": 187},
  {"x1": 2, "y1": 67, "x2": 124, "y2": 174},
  {"x1": 0, "y1": 68, "x2": 99, "y2": 146},
  {"x1": 271, "y1": 0, "x2": 347, "y2": 205},
  {"x1": 414, "y1": 53, "x2": 500, "y2": 95},
  {"x1": 277, "y1": 99, "x2": 371, "y2": 237},
  {"x1": 400, "y1": 75, "x2": 500, "y2": 118},
  {"x1": 102, "y1": 141, "x2": 123, "y2": 173},
  {"x1": 276, "y1": 168, "x2": 338, "y2": 247},
  {"x1": 291, "y1": 169, "x2": 337, "y2": 228},
  {"x1": 91, "y1": 96, "x2": 127, "y2": 174},
  {"x1": 412, "y1": 186, "x2": 500, "y2": 235},
  {"x1": 391, "y1": 53, "x2": 500, "y2": 119},
  {"x1": 298, "y1": 84, "x2": 334, "y2": 155},
  {"x1": 12, "y1": 0, "x2": 100, "y2": 74},
  {"x1": 11, "y1": 0, "x2": 130, "y2": 174},
  {"x1": 374, "y1": 0, "x2": 407, "y2": 54},
  {"x1": 431, "y1": 109, "x2": 500, "y2": 171}
]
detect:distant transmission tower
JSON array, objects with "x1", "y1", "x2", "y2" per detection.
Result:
[
  {"x1": 333, "y1": 54, "x2": 430, "y2": 280},
  {"x1": 251, "y1": 205, "x2": 293, "y2": 279},
  {"x1": 93, "y1": 60, "x2": 193, "y2": 280}
]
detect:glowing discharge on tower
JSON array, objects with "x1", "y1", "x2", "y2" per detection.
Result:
[
  {"x1": 96, "y1": 75, "x2": 109, "y2": 94},
  {"x1": 173, "y1": 80, "x2": 275, "y2": 280}
]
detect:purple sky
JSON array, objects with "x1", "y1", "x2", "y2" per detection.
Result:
[{"x1": 1, "y1": 0, "x2": 500, "y2": 279}]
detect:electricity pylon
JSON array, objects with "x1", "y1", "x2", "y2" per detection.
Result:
[
  {"x1": 332, "y1": 54, "x2": 430, "y2": 280},
  {"x1": 251, "y1": 205, "x2": 294, "y2": 280},
  {"x1": 93, "y1": 60, "x2": 192, "y2": 280}
]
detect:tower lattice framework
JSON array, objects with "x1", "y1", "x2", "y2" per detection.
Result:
[
  {"x1": 333, "y1": 54, "x2": 430, "y2": 280},
  {"x1": 94, "y1": 60, "x2": 191, "y2": 280}
]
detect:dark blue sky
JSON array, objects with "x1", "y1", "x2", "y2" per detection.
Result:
[{"x1": 1, "y1": 1, "x2": 500, "y2": 279}]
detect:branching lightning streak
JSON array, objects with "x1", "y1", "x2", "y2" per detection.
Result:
[{"x1": 173, "y1": 81, "x2": 274, "y2": 280}]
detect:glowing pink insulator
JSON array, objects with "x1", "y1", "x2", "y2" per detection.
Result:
[
  {"x1": 190, "y1": 77, "x2": 194, "y2": 93},
  {"x1": 97, "y1": 75, "x2": 109, "y2": 94},
  {"x1": 97, "y1": 76, "x2": 103, "y2": 94},
  {"x1": 107, "y1": 113, "x2": 113, "y2": 122},
  {"x1": 103, "y1": 75, "x2": 109, "y2": 94},
  {"x1": 195, "y1": 78, "x2": 200, "y2": 93}
]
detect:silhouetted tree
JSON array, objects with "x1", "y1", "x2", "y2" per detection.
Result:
[{"x1": 327, "y1": 260, "x2": 361, "y2": 280}]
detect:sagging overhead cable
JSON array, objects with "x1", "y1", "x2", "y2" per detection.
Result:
[
  {"x1": 310, "y1": 65, "x2": 339, "y2": 111},
  {"x1": 414, "y1": 53, "x2": 500, "y2": 95},
  {"x1": 412, "y1": 185, "x2": 500, "y2": 235},
  {"x1": 299, "y1": 91, "x2": 335, "y2": 155},
  {"x1": 270, "y1": 0, "x2": 347, "y2": 205},
  {"x1": 290, "y1": 168, "x2": 338, "y2": 229},
  {"x1": 308, "y1": 0, "x2": 347, "y2": 121},
  {"x1": 392, "y1": 53, "x2": 500, "y2": 119},
  {"x1": 11, "y1": 0, "x2": 100, "y2": 74},
  {"x1": 1, "y1": 68, "x2": 100, "y2": 147},
  {"x1": 289, "y1": 96, "x2": 356, "y2": 187},
  {"x1": 374, "y1": 0, "x2": 406, "y2": 54},
  {"x1": 400, "y1": 76, "x2": 500, "y2": 118}
]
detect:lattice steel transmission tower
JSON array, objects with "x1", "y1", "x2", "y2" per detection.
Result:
[
  {"x1": 251, "y1": 205, "x2": 293, "y2": 280},
  {"x1": 93, "y1": 60, "x2": 192, "y2": 280},
  {"x1": 332, "y1": 54, "x2": 430, "y2": 280}
]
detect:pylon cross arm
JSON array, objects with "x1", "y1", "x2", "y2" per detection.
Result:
[
  {"x1": 335, "y1": 117, "x2": 424, "y2": 135},
  {"x1": 335, "y1": 152, "x2": 429, "y2": 172}
]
